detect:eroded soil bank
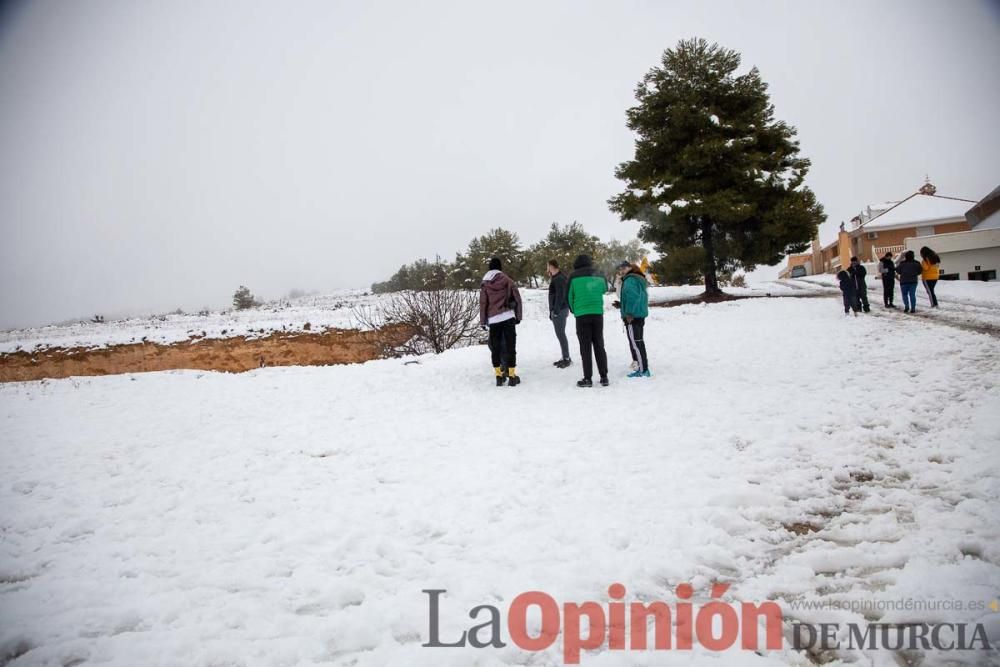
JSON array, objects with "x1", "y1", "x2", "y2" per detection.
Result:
[{"x1": 0, "y1": 327, "x2": 403, "y2": 383}]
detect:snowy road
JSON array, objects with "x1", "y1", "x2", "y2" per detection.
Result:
[{"x1": 2, "y1": 293, "x2": 999, "y2": 666}]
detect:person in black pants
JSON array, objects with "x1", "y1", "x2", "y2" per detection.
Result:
[
  {"x1": 848, "y1": 257, "x2": 870, "y2": 313},
  {"x1": 838, "y1": 270, "x2": 860, "y2": 316},
  {"x1": 567, "y1": 254, "x2": 609, "y2": 387},
  {"x1": 879, "y1": 252, "x2": 896, "y2": 308},
  {"x1": 546, "y1": 259, "x2": 572, "y2": 368},
  {"x1": 488, "y1": 320, "x2": 516, "y2": 380},
  {"x1": 479, "y1": 257, "x2": 523, "y2": 386},
  {"x1": 575, "y1": 315, "x2": 608, "y2": 386}
]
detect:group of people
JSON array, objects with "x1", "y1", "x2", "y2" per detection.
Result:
[
  {"x1": 479, "y1": 254, "x2": 650, "y2": 388},
  {"x1": 837, "y1": 246, "x2": 941, "y2": 316}
]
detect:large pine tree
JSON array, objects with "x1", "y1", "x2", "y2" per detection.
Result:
[{"x1": 609, "y1": 38, "x2": 825, "y2": 295}]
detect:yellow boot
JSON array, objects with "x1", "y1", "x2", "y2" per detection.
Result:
[
  {"x1": 507, "y1": 367, "x2": 520, "y2": 386},
  {"x1": 494, "y1": 367, "x2": 505, "y2": 386}
]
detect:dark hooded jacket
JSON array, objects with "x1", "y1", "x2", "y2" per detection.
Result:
[
  {"x1": 479, "y1": 270, "x2": 523, "y2": 325},
  {"x1": 880, "y1": 257, "x2": 896, "y2": 281},
  {"x1": 548, "y1": 271, "x2": 569, "y2": 315},
  {"x1": 895, "y1": 258, "x2": 923, "y2": 284},
  {"x1": 838, "y1": 270, "x2": 856, "y2": 298},
  {"x1": 848, "y1": 263, "x2": 867, "y2": 292}
]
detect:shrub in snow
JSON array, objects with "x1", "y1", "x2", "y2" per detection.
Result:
[
  {"x1": 352, "y1": 290, "x2": 480, "y2": 356},
  {"x1": 232, "y1": 286, "x2": 257, "y2": 311}
]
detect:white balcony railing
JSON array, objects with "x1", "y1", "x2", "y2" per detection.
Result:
[{"x1": 872, "y1": 244, "x2": 905, "y2": 261}]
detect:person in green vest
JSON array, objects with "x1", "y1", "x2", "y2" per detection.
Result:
[
  {"x1": 567, "y1": 254, "x2": 609, "y2": 387},
  {"x1": 615, "y1": 261, "x2": 651, "y2": 377}
]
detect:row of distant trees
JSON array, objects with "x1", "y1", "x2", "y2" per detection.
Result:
[{"x1": 372, "y1": 223, "x2": 648, "y2": 293}]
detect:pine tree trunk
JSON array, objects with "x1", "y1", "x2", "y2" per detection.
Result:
[{"x1": 701, "y1": 217, "x2": 722, "y2": 295}]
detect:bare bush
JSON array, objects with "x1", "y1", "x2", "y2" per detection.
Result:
[{"x1": 352, "y1": 290, "x2": 481, "y2": 356}]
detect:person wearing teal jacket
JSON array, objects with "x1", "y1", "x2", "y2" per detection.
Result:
[
  {"x1": 567, "y1": 254, "x2": 609, "y2": 387},
  {"x1": 615, "y1": 261, "x2": 651, "y2": 377}
]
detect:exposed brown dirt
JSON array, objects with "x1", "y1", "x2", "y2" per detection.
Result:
[{"x1": 0, "y1": 326, "x2": 412, "y2": 383}]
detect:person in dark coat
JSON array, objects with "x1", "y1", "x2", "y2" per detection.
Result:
[
  {"x1": 479, "y1": 257, "x2": 523, "y2": 386},
  {"x1": 838, "y1": 270, "x2": 860, "y2": 316},
  {"x1": 879, "y1": 252, "x2": 897, "y2": 308},
  {"x1": 546, "y1": 259, "x2": 571, "y2": 368},
  {"x1": 847, "y1": 257, "x2": 870, "y2": 313},
  {"x1": 895, "y1": 250, "x2": 923, "y2": 313}
]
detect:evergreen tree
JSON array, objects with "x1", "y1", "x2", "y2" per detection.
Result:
[
  {"x1": 531, "y1": 222, "x2": 603, "y2": 280},
  {"x1": 373, "y1": 257, "x2": 450, "y2": 292},
  {"x1": 450, "y1": 228, "x2": 526, "y2": 288},
  {"x1": 609, "y1": 38, "x2": 825, "y2": 295},
  {"x1": 232, "y1": 285, "x2": 257, "y2": 310}
]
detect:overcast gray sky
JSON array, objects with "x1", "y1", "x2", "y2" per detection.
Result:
[{"x1": 1, "y1": 0, "x2": 998, "y2": 328}]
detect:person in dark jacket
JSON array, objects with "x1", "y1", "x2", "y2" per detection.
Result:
[
  {"x1": 879, "y1": 252, "x2": 897, "y2": 308},
  {"x1": 567, "y1": 254, "x2": 609, "y2": 387},
  {"x1": 546, "y1": 260, "x2": 571, "y2": 368},
  {"x1": 847, "y1": 257, "x2": 870, "y2": 313},
  {"x1": 895, "y1": 250, "x2": 923, "y2": 313},
  {"x1": 837, "y1": 270, "x2": 860, "y2": 316},
  {"x1": 615, "y1": 261, "x2": 651, "y2": 377},
  {"x1": 479, "y1": 257, "x2": 523, "y2": 386}
]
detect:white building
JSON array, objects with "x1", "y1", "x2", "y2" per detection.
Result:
[{"x1": 903, "y1": 184, "x2": 1000, "y2": 281}]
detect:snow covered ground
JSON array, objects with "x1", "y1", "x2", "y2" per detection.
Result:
[
  {"x1": 796, "y1": 275, "x2": 1000, "y2": 334},
  {"x1": 2, "y1": 289, "x2": 999, "y2": 666},
  {"x1": 0, "y1": 291, "x2": 376, "y2": 354}
]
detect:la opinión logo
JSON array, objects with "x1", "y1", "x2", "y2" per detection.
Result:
[{"x1": 422, "y1": 583, "x2": 783, "y2": 664}]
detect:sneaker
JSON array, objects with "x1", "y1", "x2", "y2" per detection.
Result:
[
  {"x1": 904, "y1": 307, "x2": 910, "y2": 313},
  {"x1": 508, "y1": 375, "x2": 521, "y2": 387},
  {"x1": 599, "y1": 376, "x2": 609, "y2": 387},
  {"x1": 552, "y1": 359, "x2": 564, "y2": 366},
  {"x1": 627, "y1": 369, "x2": 651, "y2": 378},
  {"x1": 577, "y1": 378, "x2": 593, "y2": 388},
  {"x1": 496, "y1": 376, "x2": 506, "y2": 387},
  {"x1": 555, "y1": 359, "x2": 572, "y2": 369}
]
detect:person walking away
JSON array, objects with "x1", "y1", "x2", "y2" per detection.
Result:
[
  {"x1": 848, "y1": 257, "x2": 870, "y2": 313},
  {"x1": 568, "y1": 254, "x2": 609, "y2": 387},
  {"x1": 479, "y1": 257, "x2": 523, "y2": 386},
  {"x1": 546, "y1": 260, "x2": 572, "y2": 368},
  {"x1": 879, "y1": 252, "x2": 897, "y2": 308},
  {"x1": 837, "y1": 270, "x2": 860, "y2": 316},
  {"x1": 920, "y1": 246, "x2": 941, "y2": 308},
  {"x1": 615, "y1": 261, "x2": 651, "y2": 377},
  {"x1": 896, "y1": 250, "x2": 923, "y2": 313}
]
